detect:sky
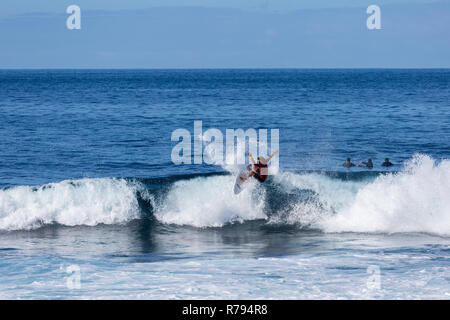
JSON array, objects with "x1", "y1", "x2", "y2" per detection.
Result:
[
  {"x1": 0, "y1": 0, "x2": 441, "y2": 16},
  {"x1": 0, "y1": 0, "x2": 448, "y2": 68}
]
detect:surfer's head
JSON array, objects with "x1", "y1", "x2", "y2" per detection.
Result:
[
  {"x1": 346, "y1": 158, "x2": 351, "y2": 162},
  {"x1": 257, "y1": 156, "x2": 267, "y2": 165}
]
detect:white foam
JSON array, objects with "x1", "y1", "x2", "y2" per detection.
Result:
[
  {"x1": 152, "y1": 154, "x2": 450, "y2": 236},
  {"x1": 161, "y1": 137, "x2": 273, "y2": 227},
  {"x1": 320, "y1": 155, "x2": 450, "y2": 236},
  {"x1": 0, "y1": 178, "x2": 142, "y2": 231},
  {"x1": 154, "y1": 175, "x2": 266, "y2": 227},
  {"x1": 2, "y1": 155, "x2": 449, "y2": 236}
]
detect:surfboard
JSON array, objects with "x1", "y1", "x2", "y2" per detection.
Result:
[{"x1": 233, "y1": 165, "x2": 252, "y2": 194}]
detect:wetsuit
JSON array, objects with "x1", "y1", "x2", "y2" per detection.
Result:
[
  {"x1": 343, "y1": 161, "x2": 355, "y2": 168},
  {"x1": 248, "y1": 163, "x2": 268, "y2": 183},
  {"x1": 361, "y1": 161, "x2": 373, "y2": 169},
  {"x1": 382, "y1": 161, "x2": 393, "y2": 167}
]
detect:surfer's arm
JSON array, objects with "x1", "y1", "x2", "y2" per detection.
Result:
[
  {"x1": 240, "y1": 170, "x2": 255, "y2": 181},
  {"x1": 248, "y1": 152, "x2": 256, "y2": 165},
  {"x1": 267, "y1": 150, "x2": 279, "y2": 162}
]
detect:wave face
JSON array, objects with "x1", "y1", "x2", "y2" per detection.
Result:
[{"x1": 0, "y1": 155, "x2": 449, "y2": 236}]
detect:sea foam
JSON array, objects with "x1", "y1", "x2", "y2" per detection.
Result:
[
  {"x1": 320, "y1": 155, "x2": 450, "y2": 236},
  {"x1": 154, "y1": 175, "x2": 266, "y2": 227},
  {"x1": 0, "y1": 178, "x2": 142, "y2": 231},
  {"x1": 1, "y1": 155, "x2": 449, "y2": 236}
]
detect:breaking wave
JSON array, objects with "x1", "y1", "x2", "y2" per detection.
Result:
[
  {"x1": 0, "y1": 155, "x2": 449, "y2": 236},
  {"x1": 0, "y1": 178, "x2": 147, "y2": 231}
]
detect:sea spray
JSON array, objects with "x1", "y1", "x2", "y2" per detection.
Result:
[
  {"x1": 154, "y1": 175, "x2": 266, "y2": 227},
  {"x1": 0, "y1": 178, "x2": 143, "y2": 231},
  {"x1": 320, "y1": 155, "x2": 450, "y2": 236},
  {"x1": 1, "y1": 155, "x2": 449, "y2": 237}
]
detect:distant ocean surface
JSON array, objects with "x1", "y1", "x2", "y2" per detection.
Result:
[{"x1": 0, "y1": 69, "x2": 449, "y2": 299}]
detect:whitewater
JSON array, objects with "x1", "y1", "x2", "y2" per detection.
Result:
[{"x1": 1, "y1": 155, "x2": 449, "y2": 237}]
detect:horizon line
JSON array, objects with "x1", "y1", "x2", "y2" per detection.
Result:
[{"x1": 1, "y1": 67, "x2": 449, "y2": 71}]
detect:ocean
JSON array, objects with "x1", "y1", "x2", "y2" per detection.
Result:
[{"x1": 0, "y1": 69, "x2": 449, "y2": 299}]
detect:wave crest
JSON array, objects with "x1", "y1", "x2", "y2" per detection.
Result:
[
  {"x1": 1, "y1": 155, "x2": 449, "y2": 236},
  {"x1": 0, "y1": 178, "x2": 143, "y2": 231},
  {"x1": 154, "y1": 175, "x2": 266, "y2": 227},
  {"x1": 320, "y1": 155, "x2": 450, "y2": 236}
]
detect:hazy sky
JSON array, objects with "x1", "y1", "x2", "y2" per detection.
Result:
[
  {"x1": 0, "y1": 0, "x2": 440, "y2": 16},
  {"x1": 0, "y1": 0, "x2": 448, "y2": 68}
]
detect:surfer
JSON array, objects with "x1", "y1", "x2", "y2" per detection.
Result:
[
  {"x1": 357, "y1": 158, "x2": 373, "y2": 169},
  {"x1": 343, "y1": 158, "x2": 355, "y2": 168},
  {"x1": 240, "y1": 150, "x2": 279, "y2": 183},
  {"x1": 382, "y1": 158, "x2": 393, "y2": 167}
]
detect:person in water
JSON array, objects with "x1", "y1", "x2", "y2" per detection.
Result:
[
  {"x1": 240, "y1": 150, "x2": 279, "y2": 183},
  {"x1": 382, "y1": 158, "x2": 393, "y2": 167},
  {"x1": 357, "y1": 158, "x2": 373, "y2": 169},
  {"x1": 343, "y1": 158, "x2": 355, "y2": 168}
]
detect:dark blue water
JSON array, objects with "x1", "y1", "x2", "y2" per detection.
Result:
[
  {"x1": 1, "y1": 69, "x2": 449, "y2": 186},
  {"x1": 0, "y1": 69, "x2": 449, "y2": 299}
]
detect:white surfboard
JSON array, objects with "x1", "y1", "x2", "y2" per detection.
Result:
[{"x1": 233, "y1": 165, "x2": 252, "y2": 194}]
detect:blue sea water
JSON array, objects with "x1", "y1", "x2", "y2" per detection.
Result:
[{"x1": 0, "y1": 69, "x2": 449, "y2": 299}]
